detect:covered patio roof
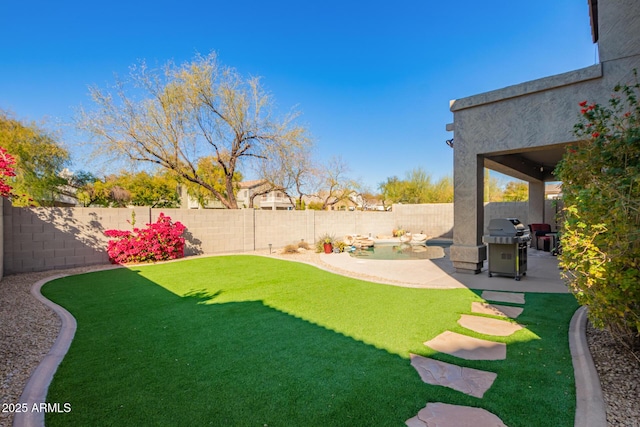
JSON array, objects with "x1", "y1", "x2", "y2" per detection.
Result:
[
  {"x1": 446, "y1": 0, "x2": 640, "y2": 275},
  {"x1": 483, "y1": 143, "x2": 568, "y2": 182}
]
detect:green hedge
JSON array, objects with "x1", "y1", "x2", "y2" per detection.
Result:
[{"x1": 555, "y1": 72, "x2": 640, "y2": 349}]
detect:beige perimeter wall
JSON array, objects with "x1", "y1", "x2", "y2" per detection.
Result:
[{"x1": 1, "y1": 200, "x2": 558, "y2": 276}]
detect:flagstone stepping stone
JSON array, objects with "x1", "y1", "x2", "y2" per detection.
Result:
[
  {"x1": 458, "y1": 314, "x2": 523, "y2": 337},
  {"x1": 471, "y1": 301, "x2": 523, "y2": 319},
  {"x1": 424, "y1": 331, "x2": 506, "y2": 360},
  {"x1": 481, "y1": 290, "x2": 525, "y2": 304},
  {"x1": 410, "y1": 354, "x2": 497, "y2": 398},
  {"x1": 406, "y1": 402, "x2": 507, "y2": 427}
]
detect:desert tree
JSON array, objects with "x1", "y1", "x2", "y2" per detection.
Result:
[
  {"x1": 79, "y1": 52, "x2": 309, "y2": 209},
  {"x1": 75, "y1": 175, "x2": 130, "y2": 207},
  {"x1": 252, "y1": 134, "x2": 315, "y2": 209},
  {"x1": 378, "y1": 176, "x2": 406, "y2": 207},
  {"x1": 0, "y1": 110, "x2": 69, "y2": 206},
  {"x1": 114, "y1": 170, "x2": 181, "y2": 208},
  {"x1": 502, "y1": 181, "x2": 529, "y2": 202},
  {"x1": 378, "y1": 168, "x2": 453, "y2": 205},
  {"x1": 484, "y1": 170, "x2": 505, "y2": 202},
  {"x1": 312, "y1": 156, "x2": 358, "y2": 210},
  {"x1": 180, "y1": 155, "x2": 243, "y2": 208}
]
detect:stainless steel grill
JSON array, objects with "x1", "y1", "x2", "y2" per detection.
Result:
[{"x1": 482, "y1": 218, "x2": 531, "y2": 281}]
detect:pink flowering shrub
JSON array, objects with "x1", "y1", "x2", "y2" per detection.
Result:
[
  {"x1": 0, "y1": 147, "x2": 16, "y2": 198},
  {"x1": 105, "y1": 213, "x2": 186, "y2": 264}
]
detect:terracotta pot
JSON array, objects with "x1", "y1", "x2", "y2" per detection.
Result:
[{"x1": 323, "y1": 243, "x2": 333, "y2": 254}]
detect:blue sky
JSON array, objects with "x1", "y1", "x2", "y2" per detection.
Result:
[{"x1": 1, "y1": 0, "x2": 596, "y2": 190}]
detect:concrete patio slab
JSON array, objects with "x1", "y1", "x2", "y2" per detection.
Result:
[
  {"x1": 430, "y1": 246, "x2": 568, "y2": 293},
  {"x1": 471, "y1": 302, "x2": 523, "y2": 319},
  {"x1": 319, "y1": 246, "x2": 569, "y2": 293},
  {"x1": 424, "y1": 331, "x2": 506, "y2": 360},
  {"x1": 406, "y1": 402, "x2": 507, "y2": 427},
  {"x1": 410, "y1": 354, "x2": 497, "y2": 398},
  {"x1": 458, "y1": 314, "x2": 523, "y2": 337},
  {"x1": 319, "y1": 252, "x2": 466, "y2": 289},
  {"x1": 480, "y1": 291, "x2": 525, "y2": 304}
]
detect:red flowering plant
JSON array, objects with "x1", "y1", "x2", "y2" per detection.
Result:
[
  {"x1": 555, "y1": 71, "x2": 640, "y2": 351},
  {"x1": 105, "y1": 213, "x2": 186, "y2": 264},
  {"x1": 0, "y1": 147, "x2": 16, "y2": 198}
]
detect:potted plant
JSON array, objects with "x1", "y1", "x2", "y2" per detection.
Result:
[
  {"x1": 323, "y1": 237, "x2": 333, "y2": 254},
  {"x1": 317, "y1": 233, "x2": 335, "y2": 254}
]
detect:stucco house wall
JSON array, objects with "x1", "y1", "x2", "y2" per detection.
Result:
[{"x1": 447, "y1": 0, "x2": 640, "y2": 273}]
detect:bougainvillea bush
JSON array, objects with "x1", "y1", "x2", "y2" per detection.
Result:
[
  {"x1": 0, "y1": 146, "x2": 16, "y2": 198},
  {"x1": 105, "y1": 213, "x2": 186, "y2": 264},
  {"x1": 555, "y1": 74, "x2": 640, "y2": 350}
]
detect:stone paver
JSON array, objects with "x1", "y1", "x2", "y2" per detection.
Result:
[
  {"x1": 471, "y1": 301, "x2": 523, "y2": 319},
  {"x1": 458, "y1": 314, "x2": 523, "y2": 337},
  {"x1": 406, "y1": 402, "x2": 508, "y2": 427},
  {"x1": 424, "y1": 331, "x2": 506, "y2": 360},
  {"x1": 481, "y1": 291, "x2": 525, "y2": 304},
  {"x1": 410, "y1": 354, "x2": 497, "y2": 398}
]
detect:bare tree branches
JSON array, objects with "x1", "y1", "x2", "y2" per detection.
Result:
[{"x1": 79, "y1": 52, "x2": 309, "y2": 209}]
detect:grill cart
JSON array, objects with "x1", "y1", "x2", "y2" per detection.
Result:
[{"x1": 482, "y1": 218, "x2": 532, "y2": 281}]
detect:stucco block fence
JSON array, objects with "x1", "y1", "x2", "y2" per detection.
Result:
[{"x1": 0, "y1": 198, "x2": 560, "y2": 278}]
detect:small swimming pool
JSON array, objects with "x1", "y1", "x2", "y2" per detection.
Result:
[{"x1": 348, "y1": 242, "x2": 447, "y2": 261}]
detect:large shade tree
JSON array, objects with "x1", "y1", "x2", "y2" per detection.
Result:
[{"x1": 80, "y1": 53, "x2": 309, "y2": 209}]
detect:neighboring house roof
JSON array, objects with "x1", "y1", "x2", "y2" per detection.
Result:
[{"x1": 545, "y1": 183, "x2": 562, "y2": 199}]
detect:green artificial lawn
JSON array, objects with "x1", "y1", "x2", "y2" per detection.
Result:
[{"x1": 41, "y1": 255, "x2": 578, "y2": 426}]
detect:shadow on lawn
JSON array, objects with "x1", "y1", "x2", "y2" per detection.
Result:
[
  {"x1": 42, "y1": 263, "x2": 578, "y2": 427},
  {"x1": 42, "y1": 267, "x2": 446, "y2": 427},
  {"x1": 183, "y1": 288, "x2": 223, "y2": 303}
]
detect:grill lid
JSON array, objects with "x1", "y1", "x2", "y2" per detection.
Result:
[{"x1": 487, "y1": 218, "x2": 528, "y2": 237}]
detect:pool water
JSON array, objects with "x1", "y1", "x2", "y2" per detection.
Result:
[{"x1": 348, "y1": 243, "x2": 446, "y2": 260}]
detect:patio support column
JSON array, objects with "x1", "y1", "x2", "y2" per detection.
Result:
[
  {"x1": 450, "y1": 148, "x2": 486, "y2": 274},
  {"x1": 528, "y1": 181, "x2": 545, "y2": 225}
]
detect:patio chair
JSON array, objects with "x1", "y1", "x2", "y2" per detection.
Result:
[{"x1": 528, "y1": 223, "x2": 554, "y2": 251}]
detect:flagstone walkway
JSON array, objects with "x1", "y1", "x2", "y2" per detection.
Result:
[{"x1": 406, "y1": 290, "x2": 526, "y2": 427}]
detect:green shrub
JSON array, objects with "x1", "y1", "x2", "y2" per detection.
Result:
[
  {"x1": 333, "y1": 240, "x2": 348, "y2": 253},
  {"x1": 555, "y1": 73, "x2": 640, "y2": 350}
]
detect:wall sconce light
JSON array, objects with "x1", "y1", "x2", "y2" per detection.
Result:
[{"x1": 446, "y1": 138, "x2": 454, "y2": 148}]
